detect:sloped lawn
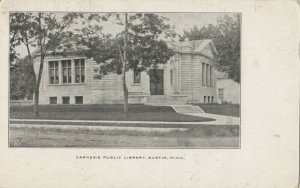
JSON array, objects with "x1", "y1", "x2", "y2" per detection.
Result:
[
  {"x1": 10, "y1": 104, "x2": 214, "y2": 122},
  {"x1": 198, "y1": 104, "x2": 240, "y2": 117}
]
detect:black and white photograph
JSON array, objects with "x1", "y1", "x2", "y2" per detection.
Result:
[
  {"x1": 9, "y1": 12, "x2": 241, "y2": 148},
  {"x1": 1, "y1": 0, "x2": 300, "y2": 187}
]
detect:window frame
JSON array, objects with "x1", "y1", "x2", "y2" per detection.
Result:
[
  {"x1": 75, "y1": 59, "x2": 85, "y2": 83},
  {"x1": 49, "y1": 97, "x2": 57, "y2": 104},
  {"x1": 206, "y1": 64, "x2": 209, "y2": 86},
  {"x1": 133, "y1": 69, "x2": 141, "y2": 84},
  {"x1": 218, "y1": 88, "x2": 224, "y2": 99},
  {"x1": 75, "y1": 96, "x2": 83, "y2": 104},
  {"x1": 62, "y1": 96, "x2": 70, "y2": 104},
  {"x1": 202, "y1": 63, "x2": 205, "y2": 85},
  {"x1": 170, "y1": 70, "x2": 173, "y2": 85},
  {"x1": 62, "y1": 60, "x2": 72, "y2": 84},
  {"x1": 49, "y1": 61, "x2": 59, "y2": 84},
  {"x1": 210, "y1": 65, "x2": 213, "y2": 86}
]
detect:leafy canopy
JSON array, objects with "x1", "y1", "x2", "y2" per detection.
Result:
[
  {"x1": 182, "y1": 14, "x2": 241, "y2": 83},
  {"x1": 75, "y1": 13, "x2": 176, "y2": 78}
]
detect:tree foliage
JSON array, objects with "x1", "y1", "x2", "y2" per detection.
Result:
[
  {"x1": 10, "y1": 12, "x2": 81, "y2": 116},
  {"x1": 76, "y1": 13, "x2": 176, "y2": 77},
  {"x1": 182, "y1": 14, "x2": 241, "y2": 82},
  {"x1": 10, "y1": 57, "x2": 35, "y2": 100}
]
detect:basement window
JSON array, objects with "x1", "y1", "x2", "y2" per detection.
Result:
[
  {"x1": 62, "y1": 96, "x2": 70, "y2": 104},
  {"x1": 75, "y1": 96, "x2": 83, "y2": 104},
  {"x1": 49, "y1": 97, "x2": 57, "y2": 104}
]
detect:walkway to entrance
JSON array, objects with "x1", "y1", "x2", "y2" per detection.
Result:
[{"x1": 171, "y1": 105, "x2": 240, "y2": 125}]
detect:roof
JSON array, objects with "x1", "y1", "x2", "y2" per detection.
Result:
[
  {"x1": 168, "y1": 39, "x2": 218, "y2": 60},
  {"x1": 32, "y1": 40, "x2": 89, "y2": 57},
  {"x1": 33, "y1": 39, "x2": 218, "y2": 60}
]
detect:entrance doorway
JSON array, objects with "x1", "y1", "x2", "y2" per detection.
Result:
[{"x1": 149, "y1": 69, "x2": 164, "y2": 95}]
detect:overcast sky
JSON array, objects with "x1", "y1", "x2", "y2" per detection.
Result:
[{"x1": 14, "y1": 12, "x2": 238, "y2": 58}]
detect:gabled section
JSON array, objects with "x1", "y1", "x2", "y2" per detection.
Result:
[
  {"x1": 193, "y1": 39, "x2": 218, "y2": 59},
  {"x1": 168, "y1": 39, "x2": 218, "y2": 60}
]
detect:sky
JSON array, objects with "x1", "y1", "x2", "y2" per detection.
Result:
[{"x1": 14, "y1": 12, "x2": 238, "y2": 58}]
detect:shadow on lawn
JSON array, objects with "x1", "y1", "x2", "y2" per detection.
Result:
[{"x1": 10, "y1": 104, "x2": 215, "y2": 122}]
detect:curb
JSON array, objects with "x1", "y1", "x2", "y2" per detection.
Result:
[
  {"x1": 10, "y1": 123, "x2": 189, "y2": 132},
  {"x1": 9, "y1": 118, "x2": 215, "y2": 125}
]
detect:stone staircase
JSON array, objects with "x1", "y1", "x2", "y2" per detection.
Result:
[
  {"x1": 146, "y1": 95, "x2": 187, "y2": 105},
  {"x1": 171, "y1": 105, "x2": 205, "y2": 113}
]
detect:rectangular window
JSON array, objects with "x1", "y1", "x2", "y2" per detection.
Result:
[
  {"x1": 218, "y1": 89, "x2": 224, "y2": 98},
  {"x1": 218, "y1": 88, "x2": 224, "y2": 103},
  {"x1": 49, "y1": 61, "x2": 59, "y2": 84},
  {"x1": 75, "y1": 59, "x2": 85, "y2": 83},
  {"x1": 62, "y1": 96, "x2": 70, "y2": 104},
  {"x1": 170, "y1": 70, "x2": 173, "y2": 85},
  {"x1": 208, "y1": 96, "x2": 210, "y2": 103},
  {"x1": 62, "y1": 60, "x2": 72, "y2": 83},
  {"x1": 133, "y1": 70, "x2": 141, "y2": 84},
  {"x1": 211, "y1": 96, "x2": 214, "y2": 103},
  {"x1": 204, "y1": 96, "x2": 206, "y2": 104},
  {"x1": 75, "y1": 96, "x2": 83, "y2": 104},
  {"x1": 206, "y1": 64, "x2": 209, "y2": 86},
  {"x1": 202, "y1": 63, "x2": 205, "y2": 85},
  {"x1": 49, "y1": 97, "x2": 57, "y2": 104},
  {"x1": 210, "y1": 65, "x2": 213, "y2": 86}
]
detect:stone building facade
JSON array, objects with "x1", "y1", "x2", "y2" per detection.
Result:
[{"x1": 33, "y1": 39, "x2": 218, "y2": 105}]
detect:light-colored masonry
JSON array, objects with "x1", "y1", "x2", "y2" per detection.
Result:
[{"x1": 33, "y1": 39, "x2": 218, "y2": 105}]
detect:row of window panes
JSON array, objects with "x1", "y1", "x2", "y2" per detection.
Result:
[
  {"x1": 202, "y1": 63, "x2": 213, "y2": 86},
  {"x1": 204, "y1": 96, "x2": 214, "y2": 104},
  {"x1": 49, "y1": 61, "x2": 59, "y2": 84},
  {"x1": 75, "y1": 59, "x2": 85, "y2": 83},
  {"x1": 49, "y1": 59, "x2": 85, "y2": 84},
  {"x1": 49, "y1": 96, "x2": 83, "y2": 104},
  {"x1": 62, "y1": 60, "x2": 72, "y2": 83}
]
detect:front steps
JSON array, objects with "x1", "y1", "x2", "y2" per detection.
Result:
[
  {"x1": 146, "y1": 95, "x2": 187, "y2": 105},
  {"x1": 171, "y1": 105, "x2": 205, "y2": 113}
]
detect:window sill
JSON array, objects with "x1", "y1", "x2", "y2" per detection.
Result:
[{"x1": 132, "y1": 83, "x2": 142, "y2": 86}]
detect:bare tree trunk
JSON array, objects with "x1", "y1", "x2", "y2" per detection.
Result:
[
  {"x1": 122, "y1": 13, "x2": 129, "y2": 118},
  {"x1": 34, "y1": 88, "x2": 39, "y2": 116},
  {"x1": 34, "y1": 55, "x2": 44, "y2": 117},
  {"x1": 33, "y1": 14, "x2": 45, "y2": 117},
  {"x1": 122, "y1": 64, "x2": 129, "y2": 118},
  {"x1": 25, "y1": 45, "x2": 38, "y2": 115}
]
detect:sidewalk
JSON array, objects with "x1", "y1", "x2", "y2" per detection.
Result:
[
  {"x1": 171, "y1": 105, "x2": 240, "y2": 125},
  {"x1": 182, "y1": 112, "x2": 240, "y2": 125},
  {"x1": 10, "y1": 115, "x2": 239, "y2": 126}
]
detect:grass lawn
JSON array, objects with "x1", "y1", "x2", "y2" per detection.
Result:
[
  {"x1": 198, "y1": 104, "x2": 240, "y2": 117},
  {"x1": 10, "y1": 104, "x2": 214, "y2": 122},
  {"x1": 9, "y1": 125, "x2": 240, "y2": 147}
]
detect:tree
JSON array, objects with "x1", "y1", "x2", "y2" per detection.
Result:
[
  {"x1": 10, "y1": 13, "x2": 38, "y2": 103},
  {"x1": 10, "y1": 12, "x2": 81, "y2": 116},
  {"x1": 76, "y1": 13, "x2": 175, "y2": 117},
  {"x1": 182, "y1": 14, "x2": 241, "y2": 83},
  {"x1": 10, "y1": 57, "x2": 35, "y2": 100}
]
